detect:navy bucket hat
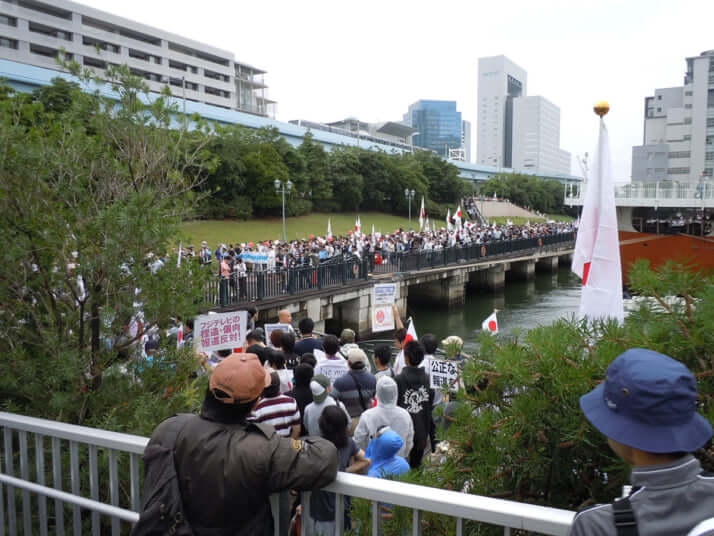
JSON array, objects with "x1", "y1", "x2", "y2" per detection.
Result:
[{"x1": 580, "y1": 348, "x2": 712, "y2": 453}]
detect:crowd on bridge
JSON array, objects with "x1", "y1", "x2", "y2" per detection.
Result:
[{"x1": 176, "y1": 213, "x2": 576, "y2": 279}]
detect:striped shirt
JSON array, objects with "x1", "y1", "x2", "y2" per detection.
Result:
[{"x1": 252, "y1": 394, "x2": 301, "y2": 437}]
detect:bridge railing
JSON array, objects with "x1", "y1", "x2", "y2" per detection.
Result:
[
  {"x1": 0, "y1": 411, "x2": 575, "y2": 536},
  {"x1": 565, "y1": 180, "x2": 714, "y2": 204},
  {"x1": 208, "y1": 232, "x2": 576, "y2": 306}
]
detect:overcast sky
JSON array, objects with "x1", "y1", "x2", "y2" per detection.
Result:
[{"x1": 87, "y1": 0, "x2": 714, "y2": 180}]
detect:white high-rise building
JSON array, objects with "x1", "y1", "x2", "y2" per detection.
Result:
[
  {"x1": 632, "y1": 50, "x2": 714, "y2": 183},
  {"x1": 462, "y1": 119, "x2": 471, "y2": 162},
  {"x1": 477, "y1": 55, "x2": 527, "y2": 168},
  {"x1": 512, "y1": 96, "x2": 571, "y2": 175}
]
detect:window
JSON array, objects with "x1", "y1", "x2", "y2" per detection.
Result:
[
  {"x1": 83, "y1": 16, "x2": 160, "y2": 45},
  {"x1": 0, "y1": 36, "x2": 17, "y2": 49},
  {"x1": 29, "y1": 21, "x2": 71, "y2": 41},
  {"x1": 668, "y1": 151, "x2": 691, "y2": 159},
  {"x1": 706, "y1": 152, "x2": 714, "y2": 161},
  {"x1": 657, "y1": 95, "x2": 662, "y2": 100},
  {"x1": 667, "y1": 167, "x2": 690, "y2": 174},
  {"x1": 83, "y1": 56, "x2": 106, "y2": 69},
  {"x1": 684, "y1": 117, "x2": 692, "y2": 124},
  {"x1": 684, "y1": 135, "x2": 692, "y2": 140},
  {"x1": 0, "y1": 13, "x2": 17, "y2": 26},
  {"x1": 168, "y1": 41, "x2": 229, "y2": 66},
  {"x1": 129, "y1": 48, "x2": 161, "y2": 64},
  {"x1": 30, "y1": 43, "x2": 71, "y2": 59},
  {"x1": 707, "y1": 118, "x2": 714, "y2": 128},
  {"x1": 204, "y1": 69, "x2": 229, "y2": 82},
  {"x1": 83, "y1": 36, "x2": 120, "y2": 54},
  {"x1": 204, "y1": 85, "x2": 230, "y2": 98},
  {"x1": 657, "y1": 107, "x2": 662, "y2": 112},
  {"x1": 169, "y1": 59, "x2": 197, "y2": 73},
  {"x1": 18, "y1": 0, "x2": 71, "y2": 20},
  {"x1": 685, "y1": 90, "x2": 693, "y2": 96},
  {"x1": 129, "y1": 67, "x2": 162, "y2": 82}
]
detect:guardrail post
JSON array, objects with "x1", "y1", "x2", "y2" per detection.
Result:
[{"x1": 257, "y1": 272, "x2": 265, "y2": 300}]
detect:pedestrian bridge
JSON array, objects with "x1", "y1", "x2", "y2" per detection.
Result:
[
  {"x1": 0, "y1": 411, "x2": 575, "y2": 535},
  {"x1": 208, "y1": 233, "x2": 576, "y2": 337}
]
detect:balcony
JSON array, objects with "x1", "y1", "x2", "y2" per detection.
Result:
[{"x1": 0, "y1": 411, "x2": 574, "y2": 535}]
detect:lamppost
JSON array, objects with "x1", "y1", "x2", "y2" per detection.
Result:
[
  {"x1": 274, "y1": 179, "x2": 293, "y2": 242},
  {"x1": 404, "y1": 188, "x2": 415, "y2": 231}
]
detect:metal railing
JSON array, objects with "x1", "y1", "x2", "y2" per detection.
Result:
[
  {"x1": 566, "y1": 180, "x2": 714, "y2": 207},
  {"x1": 0, "y1": 411, "x2": 575, "y2": 535},
  {"x1": 207, "y1": 232, "x2": 576, "y2": 306}
]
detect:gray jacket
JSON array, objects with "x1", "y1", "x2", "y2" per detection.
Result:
[{"x1": 569, "y1": 455, "x2": 714, "y2": 536}]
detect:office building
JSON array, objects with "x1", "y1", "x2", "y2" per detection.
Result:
[
  {"x1": 512, "y1": 96, "x2": 571, "y2": 175},
  {"x1": 403, "y1": 100, "x2": 463, "y2": 157},
  {"x1": 462, "y1": 120, "x2": 471, "y2": 162},
  {"x1": 0, "y1": 0, "x2": 275, "y2": 116},
  {"x1": 477, "y1": 55, "x2": 527, "y2": 168},
  {"x1": 631, "y1": 50, "x2": 714, "y2": 183}
]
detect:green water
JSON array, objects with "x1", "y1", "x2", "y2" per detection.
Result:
[{"x1": 407, "y1": 266, "x2": 582, "y2": 352}]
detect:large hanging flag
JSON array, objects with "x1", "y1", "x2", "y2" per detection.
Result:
[
  {"x1": 481, "y1": 310, "x2": 498, "y2": 335},
  {"x1": 446, "y1": 208, "x2": 453, "y2": 232},
  {"x1": 418, "y1": 196, "x2": 425, "y2": 230},
  {"x1": 327, "y1": 219, "x2": 332, "y2": 239},
  {"x1": 571, "y1": 103, "x2": 624, "y2": 323}
]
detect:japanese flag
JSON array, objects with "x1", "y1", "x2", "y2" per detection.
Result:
[
  {"x1": 418, "y1": 196, "x2": 425, "y2": 230},
  {"x1": 446, "y1": 208, "x2": 453, "y2": 232},
  {"x1": 394, "y1": 319, "x2": 419, "y2": 375},
  {"x1": 177, "y1": 323, "x2": 184, "y2": 349},
  {"x1": 481, "y1": 311, "x2": 498, "y2": 335},
  {"x1": 355, "y1": 216, "x2": 361, "y2": 234},
  {"x1": 327, "y1": 219, "x2": 332, "y2": 239},
  {"x1": 454, "y1": 205, "x2": 463, "y2": 229},
  {"x1": 571, "y1": 117, "x2": 624, "y2": 323}
]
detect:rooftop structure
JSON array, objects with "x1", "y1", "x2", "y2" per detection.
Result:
[{"x1": 0, "y1": 0, "x2": 275, "y2": 116}]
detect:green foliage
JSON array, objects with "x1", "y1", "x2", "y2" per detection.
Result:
[
  {"x1": 355, "y1": 262, "x2": 713, "y2": 535},
  {"x1": 0, "y1": 68, "x2": 214, "y2": 428}
]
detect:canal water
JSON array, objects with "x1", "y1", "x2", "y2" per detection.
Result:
[{"x1": 407, "y1": 266, "x2": 582, "y2": 353}]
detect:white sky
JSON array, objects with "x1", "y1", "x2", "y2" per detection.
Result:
[{"x1": 86, "y1": 0, "x2": 714, "y2": 180}]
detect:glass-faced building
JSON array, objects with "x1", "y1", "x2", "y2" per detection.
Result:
[{"x1": 403, "y1": 100, "x2": 463, "y2": 157}]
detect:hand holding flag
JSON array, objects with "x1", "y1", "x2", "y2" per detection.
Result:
[{"x1": 481, "y1": 310, "x2": 498, "y2": 335}]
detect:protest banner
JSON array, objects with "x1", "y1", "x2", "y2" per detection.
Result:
[
  {"x1": 429, "y1": 358, "x2": 460, "y2": 392},
  {"x1": 372, "y1": 305, "x2": 394, "y2": 332},
  {"x1": 195, "y1": 310, "x2": 247, "y2": 354},
  {"x1": 373, "y1": 283, "x2": 397, "y2": 305},
  {"x1": 239, "y1": 252, "x2": 270, "y2": 264},
  {"x1": 264, "y1": 323, "x2": 292, "y2": 346}
]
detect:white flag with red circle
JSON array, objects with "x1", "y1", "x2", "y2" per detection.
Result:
[
  {"x1": 418, "y1": 196, "x2": 425, "y2": 230},
  {"x1": 481, "y1": 311, "x2": 498, "y2": 335},
  {"x1": 571, "y1": 118, "x2": 624, "y2": 323}
]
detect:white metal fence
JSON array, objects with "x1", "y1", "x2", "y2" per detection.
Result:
[
  {"x1": 566, "y1": 180, "x2": 714, "y2": 208},
  {"x1": 0, "y1": 411, "x2": 575, "y2": 535}
]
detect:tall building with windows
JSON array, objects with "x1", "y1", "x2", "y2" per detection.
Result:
[
  {"x1": 512, "y1": 96, "x2": 571, "y2": 175},
  {"x1": 0, "y1": 0, "x2": 275, "y2": 116},
  {"x1": 461, "y1": 120, "x2": 471, "y2": 162},
  {"x1": 477, "y1": 55, "x2": 527, "y2": 168},
  {"x1": 403, "y1": 100, "x2": 463, "y2": 157},
  {"x1": 632, "y1": 50, "x2": 714, "y2": 183}
]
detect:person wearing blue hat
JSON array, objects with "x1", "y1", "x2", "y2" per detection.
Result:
[{"x1": 569, "y1": 348, "x2": 714, "y2": 536}]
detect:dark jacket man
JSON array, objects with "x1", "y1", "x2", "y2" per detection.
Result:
[
  {"x1": 395, "y1": 341, "x2": 435, "y2": 469},
  {"x1": 150, "y1": 353, "x2": 338, "y2": 535}
]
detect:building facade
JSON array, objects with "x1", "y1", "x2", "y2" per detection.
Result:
[
  {"x1": 631, "y1": 50, "x2": 714, "y2": 183},
  {"x1": 403, "y1": 100, "x2": 463, "y2": 157},
  {"x1": 477, "y1": 55, "x2": 527, "y2": 168},
  {"x1": 461, "y1": 119, "x2": 471, "y2": 162},
  {"x1": 512, "y1": 96, "x2": 571, "y2": 176},
  {"x1": 0, "y1": 0, "x2": 275, "y2": 116}
]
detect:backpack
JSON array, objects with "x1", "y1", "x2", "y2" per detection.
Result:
[{"x1": 132, "y1": 414, "x2": 195, "y2": 536}]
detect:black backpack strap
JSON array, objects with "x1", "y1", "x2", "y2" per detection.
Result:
[
  {"x1": 612, "y1": 487, "x2": 641, "y2": 536},
  {"x1": 348, "y1": 371, "x2": 368, "y2": 412}
]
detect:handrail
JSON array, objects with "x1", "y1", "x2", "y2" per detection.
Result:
[
  {"x1": 323, "y1": 472, "x2": 574, "y2": 535},
  {"x1": 1, "y1": 411, "x2": 575, "y2": 536}
]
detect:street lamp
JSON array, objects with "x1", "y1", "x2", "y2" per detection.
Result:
[
  {"x1": 404, "y1": 188, "x2": 415, "y2": 231},
  {"x1": 274, "y1": 179, "x2": 293, "y2": 242}
]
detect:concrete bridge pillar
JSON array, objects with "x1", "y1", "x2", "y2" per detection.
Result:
[
  {"x1": 559, "y1": 253, "x2": 573, "y2": 266},
  {"x1": 536, "y1": 256, "x2": 559, "y2": 274},
  {"x1": 407, "y1": 273, "x2": 466, "y2": 308},
  {"x1": 510, "y1": 260, "x2": 536, "y2": 281},
  {"x1": 471, "y1": 265, "x2": 505, "y2": 292}
]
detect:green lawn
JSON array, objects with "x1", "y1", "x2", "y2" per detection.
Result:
[{"x1": 179, "y1": 212, "x2": 413, "y2": 246}]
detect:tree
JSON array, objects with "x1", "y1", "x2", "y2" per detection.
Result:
[
  {"x1": 298, "y1": 132, "x2": 333, "y2": 210},
  {"x1": 478, "y1": 172, "x2": 570, "y2": 215},
  {"x1": 0, "y1": 65, "x2": 215, "y2": 426}
]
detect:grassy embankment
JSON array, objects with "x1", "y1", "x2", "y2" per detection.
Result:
[{"x1": 179, "y1": 212, "x2": 574, "y2": 246}]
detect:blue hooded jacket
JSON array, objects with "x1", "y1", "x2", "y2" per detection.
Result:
[{"x1": 366, "y1": 429, "x2": 410, "y2": 479}]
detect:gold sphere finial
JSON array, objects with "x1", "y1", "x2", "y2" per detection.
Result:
[{"x1": 594, "y1": 101, "x2": 610, "y2": 117}]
